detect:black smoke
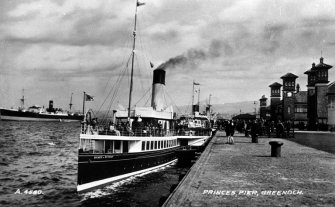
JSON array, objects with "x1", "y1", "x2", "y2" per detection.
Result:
[{"x1": 157, "y1": 39, "x2": 233, "y2": 70}]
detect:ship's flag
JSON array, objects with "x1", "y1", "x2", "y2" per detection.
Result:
[
  {"x1": 193, "y1": 82, "x2": 200, "y2": 85},
  {"x1": 85, "y1": 94, "x2": 94, "y2": 101},
  {"x1": 150, "y1": 62, "x2": 154, "y2": 68},
  {"x1": 137, "y1": 1, "x2": 145, "y2": 7}
]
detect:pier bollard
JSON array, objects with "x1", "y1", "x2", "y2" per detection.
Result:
[{"x1": 269, "y1": 141, "x2": 284, "y2": 157}]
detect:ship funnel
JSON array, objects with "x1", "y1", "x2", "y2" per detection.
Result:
[
  {"x1": 192, "y1": 105, "x2": 199, "y2": 114},
  {"x1": 49, "y1": 100, "x2": 54, "y2": 110},
  {"x1": 151, "y1": 68, "x2": 166, "y2": 111}
]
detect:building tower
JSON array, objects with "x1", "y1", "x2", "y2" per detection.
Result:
[
  {"x1": 269, "y1": 82, "x2": 282, "y2": 122},
  {"x1": 259, "y1": 95, "x2": 268, "y2": 120},
  {"x1": 327, "y1": 82, "x2": 335, "y2": 130},
  {"x1": 314, "y1": 57, "x2": 332, "y2": 125},
  {"x1": 281, "y1": 73, "x2": 298, "y2": 121},
  {"x1": 304, "y1": 62, "x2": 317, "y2": 129}
]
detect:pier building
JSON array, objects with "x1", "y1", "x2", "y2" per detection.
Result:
[{"x1": 260, "y1": 57, "x2": 334, "y2": 130}]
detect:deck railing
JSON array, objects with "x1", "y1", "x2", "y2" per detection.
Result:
[{"x1": 81, "y1": 123, "x2": 212, "y2": 137}]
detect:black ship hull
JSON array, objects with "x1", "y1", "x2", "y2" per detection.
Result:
[
  {"x1": 77, "y1": 146, "x2": 183, "y2": 192},
  {"x1": 0, "y1": 108, "x2": 83, "y2": 122}
]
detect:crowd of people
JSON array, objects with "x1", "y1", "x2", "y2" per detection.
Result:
[
  {"x1": 82, "y1": 115, "x2": 214, "y2": 137},
  {"x1": 218, "y1": 118, "x2": 295, "y2": 141},
  {"x1": 83, "y1": 112, "x2": 296, "y2": 139},
  {"x1": 82, "y1": 117, "x2": 171, "y2": 136},
  {"x1": 106, "y1": 118, "x2": 165, "y2": 137}
]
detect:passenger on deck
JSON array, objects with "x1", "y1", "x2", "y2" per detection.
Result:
[
  {"x1": 126, "y1": 122, "x2": 134, "y2": 136},
  {"x1": 133, "y1": 117, "x2": 145, "y2": 136},
  {"x1": 90, "y1": 118, "x2": 99, "y2": 135},
  {"x1": 92, "y1": 118, "x2": 97, "y2": 130},
  {"x1": 109, "y1": 122, "x2": 121, "y2": 136}
]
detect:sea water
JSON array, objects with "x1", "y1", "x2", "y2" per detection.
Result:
[{"x1": 0, "y1": 121, "x2": 183, "y2": 207}]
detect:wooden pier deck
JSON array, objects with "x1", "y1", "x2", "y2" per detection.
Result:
[{"x1": 163, "y1": 131, "x2": 335, "y2": 207}]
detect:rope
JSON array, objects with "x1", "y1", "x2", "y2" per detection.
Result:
[
  {"x1": 98, "y1": 53, "x2": 131, "y2": 113},
  {"x1": 165, "y1": 88, "x2": 182, "y2": 114},
  {"x1": 102, "y1": 28, "x2": 132, "y2": 95},
  {"x1": 97, "y1": 54, "x2": 132, "y2": 125},
  {"x1": 133, "y1": 86, "x2": 152, "y2": 107},
  {"x1": 90, "y1": 8, "x2": 158, "y2": 125},
  {"x1": 135, "y1": 54, "x2": 146, "y2": 95},
  {"x1": 144, "y1": 89, "x2": 152, "y2": 106},
  {"x1": 137, "y1": 13, "x2": 155, "y2": 72}
]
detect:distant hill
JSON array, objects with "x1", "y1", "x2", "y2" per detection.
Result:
[
  {"x1": 92, "y1": 100, "x2": 260, "y2": 120},
  {"x1": 174, "y1": 101, "x2": 259, "y2": 118}
]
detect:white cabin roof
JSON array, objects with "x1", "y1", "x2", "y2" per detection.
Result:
[{"x1": 115, "y1": 106, "x2": 174, "y2": 120}]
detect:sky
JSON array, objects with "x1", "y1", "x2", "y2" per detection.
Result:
[{"x1": 1, "y1": 0, "x2": 335, "y2": 113}]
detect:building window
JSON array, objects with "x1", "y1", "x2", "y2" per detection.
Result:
[
  {"x1": 322, "y1": 71, "x2": 326, "y2": 78},
  {"x1": 295, "y1": 105, "x2": 307, "y2": 113},
  {"x1": 115, "y1": 140, "x2": 121, "y2": 150},
  {"x1": 329, "y1": 96, "x2": 335, "y2": 109}
]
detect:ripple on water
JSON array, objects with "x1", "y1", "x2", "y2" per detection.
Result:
[{"x1": 0, "y1": 121, "x2": 185, "y2": 207}]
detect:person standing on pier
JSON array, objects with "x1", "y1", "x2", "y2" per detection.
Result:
[
  {"x1": 251, "y1": 119, "x2": 259, "y2": 143},
  {"x1": 225, "y1": 120, "x2": 235, "y2": 144},
  {"x1": 285, "y1": 121, "x2": 292, "y2": 138},
  {"x1": 276, "y1": 120, "x2": 284, "y2": 138},
  {"x1": 230, "y1": 120, "x2": 235, "y2": 144}
]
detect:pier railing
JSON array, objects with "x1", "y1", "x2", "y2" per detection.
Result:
[{"x1": 244, "y1": 127, "x2": 295, "y2": 138}]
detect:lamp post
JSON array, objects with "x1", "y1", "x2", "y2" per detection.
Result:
[{"x1": 254, "y1": 101, "x2": 256, "y2": 117}]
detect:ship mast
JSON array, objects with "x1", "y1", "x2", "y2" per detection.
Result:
[
  {"x1": 208, "y1": 94, "x2": 212, "y2": 120},
  {"x1": 198, "y1": 87, "x2": 200, "y2": 106},
  {"x1": 192, "y1": 81, "x2": 194, "y2": 111},
  {"x1": 69, "y1": 93, "x2": 73, "y2": 112},
  {"x1": 127, "y1": 0, "x2": 142, "y2": 122},
  {"x1": 20, "y1": 89, "x2": 25, "y2": 109}
]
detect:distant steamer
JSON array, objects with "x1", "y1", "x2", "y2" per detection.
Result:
[{"x1": 0, "y1": 94, "x2": 83, "y2": 122}]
